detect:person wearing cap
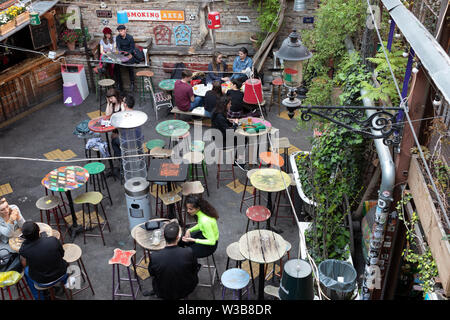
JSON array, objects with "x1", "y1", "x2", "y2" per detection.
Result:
[
  {"x1": 0, "y1": 197, "x2": 26, "y2": 259},
  {"x1": 19, "y1": 221, "x2": 68, "y2": 300},
  {"x1": 147, "y1": 221, "x2": 199, "y2": 300},
  {"x1": 115, "y1": 24, "x2": 136, "y2": 92},
  {"x1": 99, "y1": 27, "x2": 117, "y2": 78}
]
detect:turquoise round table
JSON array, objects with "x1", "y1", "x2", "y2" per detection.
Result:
[
  {"x1": 155, "y1": 119, "x2": 190, "y2": 138},
  {"x1": 158, "y1": 79, "x2": 177, "y2": 91}
]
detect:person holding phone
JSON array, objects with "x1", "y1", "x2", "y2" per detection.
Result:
[{"x1": 0, "y1": 197, "x2": 26, "y2": 257}]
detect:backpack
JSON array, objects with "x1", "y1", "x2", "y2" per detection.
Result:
[
  {"x1": 131, "y1": 47, "x2": 145, "y2": 62},
  {"x1": 170, "y1": 62, "x2": 186, "y2": 79}
]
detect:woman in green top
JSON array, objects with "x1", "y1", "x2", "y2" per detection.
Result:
[{"x1": 182, "y1": 195, "x2": 219, "y2": 258}]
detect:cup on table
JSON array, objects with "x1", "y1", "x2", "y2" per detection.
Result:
[{"x1": 152, "y1": 229, "x2": 162, "y2": 245}]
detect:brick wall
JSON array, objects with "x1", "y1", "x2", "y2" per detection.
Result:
[{"x1": 62, "y1": 0, "x2": 318, "y2": 87}]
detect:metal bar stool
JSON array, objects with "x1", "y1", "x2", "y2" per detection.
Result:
[
  {"x1": 158, "y1": 190, "x2": 183, "y2": 222},
  {"x1": 74, "y1": 191, "x2": 111, "y2": 246},
  {"x1": 109, "y1": 248, "x2": 141, "y2": 300},
  {"x1": 136, "y1": 70, "x2": 155, "y2": 107},
  {"x1": 144, "y1": 139, "x2": 166, "y2": 168},
  {"x1": 221, "y1": 268, "x2": 251, "y2": 300},
  {"x1": 225, "y1": 242, "x2": 256, "y2": 294},
  {"x1": 62, "y1": 243, "x2": 95, "y2": 296},
  {"x1": 36, "y1": 195, "x2": 68, "y2": 242},
  {"x1": 198, "y1": 252, "x2": 220, "y2": 300},
  {"x1": 216, "y1": 148, "x2": 236, "y2": 189},
  {"x1": 181, "y1": 181, "x2": 204, "y2": 227},
  {"x1": 0, "y1": 271, "x2": 33, "y2": 300},
  {"x1": 98, "y1": 78, "x2": 115, "y2": 116},
  {"x1": 245, "y1": 205, "x2": 271, "y2": 232},
  {"x1": 239, "y1": 169, "x2": 262, "y2": 213},
  {"x1": 84, "y1": 162, "x2": 113, "y2": 206},
  {"x1": 183, "y1": 151, "x2": 209, "y2": 196},
  {"x1": 269, "y1": 77, "x2": 283, "y2": 115}
]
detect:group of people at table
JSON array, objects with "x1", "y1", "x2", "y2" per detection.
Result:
[{"x1": 0, "y1": 192, "x2": 221, "y2": 300}]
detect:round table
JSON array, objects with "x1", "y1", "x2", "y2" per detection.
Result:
[
  {"x1": 235, "y1": 117, "x2": 272, "y2": 137},
  {"x1": 88, "y1": 115, "x2": 116, "y2": 174},
  {"x1": 221, "y1": 81, "x2": 245, "y2": 94},
  {"x1": 156, "y1": 119, "x2": 190, "y2": 138},
  {"x1": 238, "y1": 230, "x2": 286, "y2": 300},
  {"x1": 131, "y1": 219, "x2": 171, "y2": 251},
  {"x1": 41, "y1": 166, "x2": 89, "y2": 240},
  {"x1": 158, "y1": 79, "x2": 177, "y2": 91},
  {"x1": 8, "y1": 222, "x2": 54, "y2": 252}
]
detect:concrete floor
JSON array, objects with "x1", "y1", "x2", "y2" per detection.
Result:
[{"x1": 0, "y1": 88, "x2": 315, "y2": 300}]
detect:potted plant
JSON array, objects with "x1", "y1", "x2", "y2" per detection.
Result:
[
  {"x1": 60, "y1": 29, "x2": 79, "y2": 51},
  {"x1": 0, "y1": 11, "x2": 14, "y2": 35},
  {"x1": 13, "y1": 3, "x2": 29, "y2": 26}
]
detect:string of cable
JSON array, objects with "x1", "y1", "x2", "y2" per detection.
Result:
[{"x1": 366, "y1": 0, "x2": 449, "y2": 227}]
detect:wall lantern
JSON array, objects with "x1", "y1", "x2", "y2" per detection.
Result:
[{"x1": 276, "y1": 29, "x2": 313, "y2": 118}]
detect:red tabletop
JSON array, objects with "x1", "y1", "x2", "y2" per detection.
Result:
[
  {"x1": 41, "y1": 166, "x2": 89, "y2": 192},
  {"x1": 246, "y1": 205, "x2": 271, "y2": 222},
  {"x1": 88, "y1": 115, "x2": 116, "y2": 133}
]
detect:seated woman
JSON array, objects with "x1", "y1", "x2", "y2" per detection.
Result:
[
  {"x1": 211, "y1": 96, "x2": 238, "y2": 149},
  {"x1": 182, "y1": 195, "x2": 219, "y2": 259},
  {"x1": 230, "y1": 47, "x2": 253, "y2": 81},
  {"x1": 105, "y1": 88, "x2": 124, "y2": 116},
  {"x1": 204, "y1": 81, "x2": 223, "y2": 118},
  {"x1": 0, "y1": 197, "x2": 25, "y2": 272},
  {"x1": 99, "y1": 27, "x2": 117, "y2": 78},
  {"x1": 226, "y1": 78, "x2": 248, "y2": 118},
  {"x1": 206, "y1": 52, "x2": 230, "y2": 84}
]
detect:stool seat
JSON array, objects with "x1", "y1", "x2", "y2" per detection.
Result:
[
  {"x1": 51, "y1": 229, "x2": 61, "y2": 240},
  {"x1": 181, "y1": 181, "x2": 204, "y2": 196},
  {"x1": 74, "y1": 191, "x2": 103, "y2": 205},
  {"x1": 136, "y1": 70, "x2": 154, "y2": 77},
  {"x1": 226, "y1": 242, "x2": 245, "y2": 262},
  {"x1": 84, "y1": 162, "x2": 105, "y2": 175},
  {"x1": 98, "y1": 79, "x2": 115, "y2": 87},
  {"x1": 36, "y1": 195, "x2": 62, "y2": 211},
  {"x1": 150, "y1": 147, "x2": 172, "y2": 158},
  {"x1": 183, "y1": 151, "x2": 204, "y2": 164},
  {"x1": 246, "y1": 168, "x2": 259, "y2": 180},
  {"x1": 221, "y1": 268, "x2": 250, "y2": 290},
  {"x1": 191, "y1": 140, "x2": 205, "y2": 153},
  {"x1": 90, "y1": 146, "x2": 100, "y2": 152},
  {"x1": 275, "y1": 137, "x2": 291, "y2": 149},
  {"x1": 246, "y1": 205, "x2": 271, "y2": 222},
  {"x1": 145, "y1": 139, "x2": 166, "y2": 151},
  {"x1": 285, "y1": 240, "x2": 292, "y2": 253},
  {"x1": 177, "y1": 131, "x2": 190, "y2": 139},
  {"x1": 159, "y1": 191, "x2": 182, "y2": 205},
  {"x1": 259, "y1": 151, "x2": 284, "y2": 167},
  {"x1": 108, "y1": 248, "x2": 136, "y2": 267},
  {"x1": 63, "y1": 243, "x2": 82, "y2": 263},
  {"x1": 272, "y1": 78, "x2": 283, "y2": 86}
]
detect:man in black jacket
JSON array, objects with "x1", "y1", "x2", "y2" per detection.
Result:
[
  {"x1": 115, "y1": 25, "x2": 137, "y2": 92},
  {"x1": 147, "y1": 221, "x2": 199, "y2": 300}
]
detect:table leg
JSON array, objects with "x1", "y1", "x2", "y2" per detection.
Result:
[
  {"x1": 104, "y1": 132, "x2": 117, "y2": 180},
  {"x1": 267, "y1": 192, "x2": 282, "y2": 233},
  {"x1": 167, "y1": 181, "x2": 175, "y2": 219},
  {"x1": 65, "y1": 191, "x2": 84, "y2": 241},
  {"x1": 258, "y1": 263, "x2": 265, "y2": 300}
]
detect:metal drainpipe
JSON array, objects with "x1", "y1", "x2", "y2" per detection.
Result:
[{"x1": 345, "y1": 37, "x2": 396, "y2": 300}]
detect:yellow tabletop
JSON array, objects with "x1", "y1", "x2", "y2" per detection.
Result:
[{"x1": 249, "y1": 168, "x2": 291, "y2": 192}]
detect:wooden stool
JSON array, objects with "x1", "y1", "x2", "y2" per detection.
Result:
[
  {"x1": 259, "y1": 151, "x2": 284, "y2": 168},
  {"x1": 84, "y1": 162, "x2": 112, "y2": 206},
  {"x1": 149, "y1": 147, "x2": 172, "y2": 159},
  {"x1": 152, "y1": 182, "x2": 168, "y2": 217},
  {"x1": 245, "y1": 205, "x2": 271, "y2": 232},
  {"x1": 271, "y1": 137, "x2": 291, "y2": 172},
  {"x1": 239, "y1": 169, "x2": 262, "y2": 213},
  {"x1": 145, "y1": 139, "x2": 166, "y2": 167},
  {"x1": 34, "y1": 273, "x2": 72, "y2": 300},
  {"x1": 273, "y1": 173, "x2": 297, "y2": 225},
  {"x1": 225, "y1": 242, "x2": 256, "y2": 293},
  {"x1": 93, "y1": 66, "x2": 107, "y2": 101},
  {"x1": 0, "y1": 271, "x2": 33, "y2": 300},
  {"x1": 221, "y1": 268, "x2": 251, "y2": 300},
  {"x1": 198, "y1": 252, "x2": 220, "y2": 300},
  {"x1": 109, "y1": 248, "x2": 141, "y2": 300},
  {"x1": 269, "y1": 77, "x2": 283, "y2": 115},
  {"x1": 98, "y1": 78, "x2": 115, "y2": 116},
  {"x1": 74, "y1": 191, "x2": 111, "y2": 246},
  {"x1": 36, "y1": 195, "x2": 68, "y2": 242},
  {"x1": 183, "y1": 151, "x2": 209, "y2": 196},
  {"x1": 158, "y1": 191, "x2": 183, "y2": 222},
  {"x1": 181, "y1": 181, "x2": 204, "y2": 226},
  {"x1": 42, "y1": 187, "x2": 69, "y2": 219},
  {"x1": 63, "y1": 243, "x2": 95, "y2": 296},
  {"x1": 216, "y1": 148, "x2": 236, "y2": 189},
  {"x1": 191, "y1": 140, "x2": 208, "y2": 177},
  {"x1": 136, "y1": 70, "x2": 155, "y2": 107}
]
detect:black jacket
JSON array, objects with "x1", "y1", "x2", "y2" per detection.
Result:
[{"x1": 212, "y1": 112, "x2": 236, "y2": 148}]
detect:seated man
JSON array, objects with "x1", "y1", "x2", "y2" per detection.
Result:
[
  {"x1": 115, "y1": 25, "x2": 137, "y2": 92},
  {"x1": 173, "y1": 70, "x2": 203, "y2": 112},
  {"x1": 19, "y1": 221, "x2": 68, "y2": 300},
  {"x1": 147, "y1": 221, "x2": 198, "y2": 300}
]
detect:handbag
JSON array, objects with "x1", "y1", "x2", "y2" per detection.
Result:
[
  {"x1": 131, "y1": 47, "x2": 144, "y2": 62},
  {"x1": 0, "y1": 248, "x2": 22, "y2": 273}
]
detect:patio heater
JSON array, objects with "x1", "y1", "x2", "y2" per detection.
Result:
[
  {"x1": 111, "y1": 110, "x2": 151, "y2": 230},
  {"x1": 276, "y1": 30, "x2": 313, "y2": 119}
]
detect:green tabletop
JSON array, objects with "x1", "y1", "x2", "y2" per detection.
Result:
[
  {"x1": 84, "y1": 162, "x2": 105, "y2": 175},
  {"x1": 156, "y1": 120, "x2": 190, "y2": 138},
  {"x1": 158, "y1": 79, "x2": 177, "y2": 91}
]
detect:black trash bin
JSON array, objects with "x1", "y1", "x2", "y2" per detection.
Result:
[{"x1": 318, "y1": 259, "x2": 357, "y2": 300}]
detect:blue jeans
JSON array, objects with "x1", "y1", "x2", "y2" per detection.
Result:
[
  {"x1": 24, "y1": 266, "x2": 68, "y2": 300},
  {"x1": 189, "y1": 96, "x2": 204, "y2": 111},
  {"x1": 204, "y1": 110, "x2": 212, "y2": 118}
]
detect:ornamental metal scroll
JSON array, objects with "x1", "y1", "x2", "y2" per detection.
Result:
[{"x1": 298, "y1": 105, "x2": 404, "y2": 146}]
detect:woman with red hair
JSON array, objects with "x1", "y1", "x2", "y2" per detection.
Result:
[{"x1": 99, "y1": 27, "x2": 116, "y2": 78}]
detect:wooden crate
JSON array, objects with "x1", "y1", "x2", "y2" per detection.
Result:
[
  {"x1": 0, "y1": 19, "x2": 15, "y2": 35},
  {"x1": 408, "y1": 155, "x2": 450, "y2": 295},
  {"x1": 14, "y1": 11, "x2": 29, "y2": 26}
]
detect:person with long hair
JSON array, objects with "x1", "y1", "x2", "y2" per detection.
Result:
[
  {"x1": 104, "y1": 88, "x2": 124, "y2": 116},
  {"x1": 203, "y1": 80, "x2": 223, "y2": 118},
  {"x1": 182, "y1": 195, "x2": 220, "y2": 258},
  {"x1": 211, "y1": 96, "x2": 238, "y2": 149},
  {"x1": 231, "y1": 47, "x2": 252, "y2": 81},
  {"x1": 206, "y1": 51, "x2": 230, "y2": 84},
  {"x1": 99, "y1": 27, "x2": 116, "y2": 78},
  {"x1": 226, "y1": 78, "x2": 247, "y2": 118}
]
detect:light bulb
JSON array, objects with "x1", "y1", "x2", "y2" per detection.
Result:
[
  {"x1": 432, "y1": 96, "x2": 442, "y2": 107},
  {"x1": 394, "y1": 33, "x2": 401, "y2": 38},
  {"x1": 402, "y1": 52, "x2": 408, "y2": 57},
  {"x1": 412, "y1": 67, "x2": 419, "y2": 74}
]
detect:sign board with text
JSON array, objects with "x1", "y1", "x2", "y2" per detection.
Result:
[
  {"x1": 96, "y1": 10, "x2": 112, "y2": 18},
  {"x1": 126, "y1": 10, "x2": 185, "y2": 21}
]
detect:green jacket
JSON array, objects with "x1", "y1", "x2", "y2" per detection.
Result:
[{"x1": 188, "y1": 210, "x2": 219, "y2": 246}]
